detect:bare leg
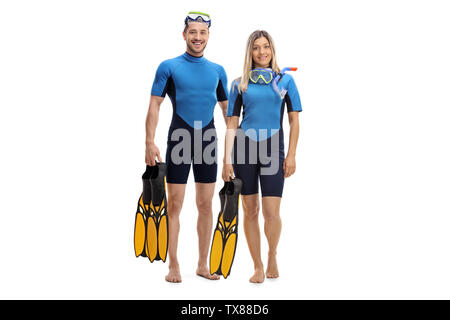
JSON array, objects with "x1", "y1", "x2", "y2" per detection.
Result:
[
  {"x1": 261, "y1": 196, "x2": 282, "y2": 278},
  {"x1": 242, "y1": 194, "x2": 265, "y2": 283},
  {"x1": 195, "y1": 182, "x2": 219, "y2": 280},
  {"x1": 165, "y1": 183, "x2": 186, "y2": 283}
]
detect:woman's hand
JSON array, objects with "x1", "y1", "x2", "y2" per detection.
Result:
[
  {"x1": 222, "y1": 163, "x2": 235, "y2": 182},
  {"x1": 145, "y1": 142, "x2": 162, "y2": 166},
  {"x1": 283, "y1": 154, "x2": 296, "y2": 178}
]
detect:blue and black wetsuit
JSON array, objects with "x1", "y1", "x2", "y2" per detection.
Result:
[
  {"x1": 151, "y1": 52, "x2": 228, "y2": 184},
  {"x1": 227, "y1": 72, "x2": 302, "y2": 197}
]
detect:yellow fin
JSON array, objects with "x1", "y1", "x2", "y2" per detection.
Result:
[
  {"x1": 209, "y1": 230, "x2": 224, "y2": 274},
  {"x1": 158, "y1": 215, "x2": 168, "y2": 262},
  {"x1": 134, "y1": 213, "x2": 146, "y2": 257},
  {"x1": 146, "y1": 217, "x2": 158, "y2": 262},
  {"x1": 221, "y1": 233, "x2": 237, "y2": 278}
]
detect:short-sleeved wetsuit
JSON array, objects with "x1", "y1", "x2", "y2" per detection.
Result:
[
  {"x1": 227, "y1": 72, "x2": 302, "y2": 197},
  {"x1": 151, "y1": 52, "x2": 228, "y2": 184}
]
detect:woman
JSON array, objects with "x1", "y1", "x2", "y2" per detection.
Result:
[{"x1": 222, "y1": 30, "x2": 302, "y2": 283}]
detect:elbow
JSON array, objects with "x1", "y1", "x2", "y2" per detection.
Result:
[
  {"x1": 289, "y1": 119, "x2": 299, "y2": 128},
  {"x1": 226, "y1": 116, "x2": 239, "y2": 129}
]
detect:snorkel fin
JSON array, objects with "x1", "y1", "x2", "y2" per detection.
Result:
[
  {"x1": 133, "y1": 163, "x2": 169, "y2": 263},
  {"x1": 134, "y1": 165, "x2": 155, "y2": 258},
  {"x1": 209, "y1": 178, "x2": 243, "y2": 278},
  {"x1": 272, "y1": 67, "x2": 297, "y2": 99},
  {"x1": 147, "y1": 162, "x2": 169, "y2": 262}
]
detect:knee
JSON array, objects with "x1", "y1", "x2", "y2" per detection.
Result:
[
  {"x1": 196, "y1": 197, "x2": 213, "y2": 214},
  {"x1": 167, "y1": 197, "x2": 183, "y2": 216},
  {"x1": 243, "y1": 203, "x2": 260, "y2": 220},
  {"x1": 262, "y1": 207, "x2": 280, "y2": 222}
]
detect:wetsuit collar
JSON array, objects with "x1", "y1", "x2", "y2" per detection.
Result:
[{"x1": 183, "y1": 51, "x2": 206, "y2": 63}]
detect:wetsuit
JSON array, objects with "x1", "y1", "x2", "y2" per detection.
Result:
[
  {"x1": 151, "y1": 52, "x2": 228, "y2": 183},
  {"x1": 227, "y1": 72, "x2": 302, "y2": 197}
]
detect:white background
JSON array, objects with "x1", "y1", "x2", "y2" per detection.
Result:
[{"x1": 1, "y1": 0, "x2": 449, "y2": 299}]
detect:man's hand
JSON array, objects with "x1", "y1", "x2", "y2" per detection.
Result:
[{"x1": 145, "y1": 142, "x2": 162, "y2": 166}]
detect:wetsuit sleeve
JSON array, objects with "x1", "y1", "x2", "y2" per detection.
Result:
[
  {"x1": 151, "y1": 61, "x2": 171, "y2": 97},
  {"x1": 285, "y1": 75, "x2": 302, "y2": 112},
  {"x1": 227, "y1": 80, "x2": 243, "y2": 117},
  {"x1": 216, "y1": 65, "x2": 228, "y2": 101}
]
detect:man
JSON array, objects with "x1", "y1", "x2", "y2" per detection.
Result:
[{"x1": 145, "y1": 12, "x2": 228, "y2": 283}]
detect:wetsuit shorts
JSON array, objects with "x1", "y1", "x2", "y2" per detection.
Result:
[
  {"x1": 232, "y1": 128, "x2": 285, "y2": 197},
  {"x1": 166, "y1": 113, "x2": 218, "y2": 184}
]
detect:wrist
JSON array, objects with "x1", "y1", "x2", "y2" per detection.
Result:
[{"x1": 286, "y1": 152, "x2": 296, "y2": 159}]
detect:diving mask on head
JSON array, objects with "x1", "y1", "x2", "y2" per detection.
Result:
[{"x1": 185, "y1": 11, "x2": 211, "y2": 28}]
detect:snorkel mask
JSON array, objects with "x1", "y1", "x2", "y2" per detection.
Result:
[
  {"x1": 185, "y1": 11, "x2": 211, "y2": 28},
  {"x1": 249, "y1": 68, "x2": 273, "y2": 85},
  {"x1": 249, "y1": 67, "x2": 298, "y2": 99}
]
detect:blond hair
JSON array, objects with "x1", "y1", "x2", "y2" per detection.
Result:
[{"x1": 237, "y1": 30, "x2": 280, "y2": 93}]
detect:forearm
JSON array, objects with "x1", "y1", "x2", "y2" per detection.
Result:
[
  {"x1": 145, "y1": 96, "x2": 162, "y2": 146},
  {"x1": 218, "y1": 101, "x2": 229, "y2": 125},
  {"x1": 146, "y1": 109, "x2": 158, "y2": 146},
  {"x1": 287, "y1": 114, "x2": 300, "y2": 157},
  {"x1": 222, "y1": 109, "x2": 228, "y2": 125},
  {"x1": 223, "y1": 116, "x2": 238, "y2": 164}
]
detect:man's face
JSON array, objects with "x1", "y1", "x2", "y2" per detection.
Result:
[{"x1": 183, "y1": 22, "x2": 209, "y2": 55}]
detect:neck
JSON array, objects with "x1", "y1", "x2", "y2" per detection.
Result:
[
  {"x1": 186, "y1": 48, "x2": 203, "y2": 57},
  {"x1": 254, "y1": 63, "x2": 271, "y2": 69}
]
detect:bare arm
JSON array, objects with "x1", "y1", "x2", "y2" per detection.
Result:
[
  {"x1": 283, "y1": 111, "x2": 300, "y2": 177},
  {"x1": 222, "y1": 116, "x2": 239, "y2": 181},
  {"x1": 218, "y1": 100, "x2": 229, "y2": 124},
  {"x1": 145, "y1": 95, "x2": 164, "y2": 166}
]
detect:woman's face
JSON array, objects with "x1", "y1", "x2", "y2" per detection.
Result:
[{"x1": 252, "y1": 36, "x2": 272, "y2": 68}]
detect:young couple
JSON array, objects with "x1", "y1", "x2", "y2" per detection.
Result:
[{"x1": 145, "y1": 12, "x2": 302, "y2": 283}]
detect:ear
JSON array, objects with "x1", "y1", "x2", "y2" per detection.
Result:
[{"x1": 182, "y1": 31, "x2": 186, "y2": 41}]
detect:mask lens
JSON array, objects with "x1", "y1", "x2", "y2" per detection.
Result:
[
  {"x1": 249, "y1": 70, "x2": 260, "y2": 82},
  {"x1": 188, "y1": 14, "x2": 210, "y2": 23},
  {"x1": 261, "y1": 71, "x2": 272, "y2": 83},
  {"x1": 249, "y1": 69, "x2": 272, "y2": 84}
]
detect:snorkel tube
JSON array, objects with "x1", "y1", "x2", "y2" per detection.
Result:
[{"x1": 272, "y1": 67, "x2": 298, "y2": 99}]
